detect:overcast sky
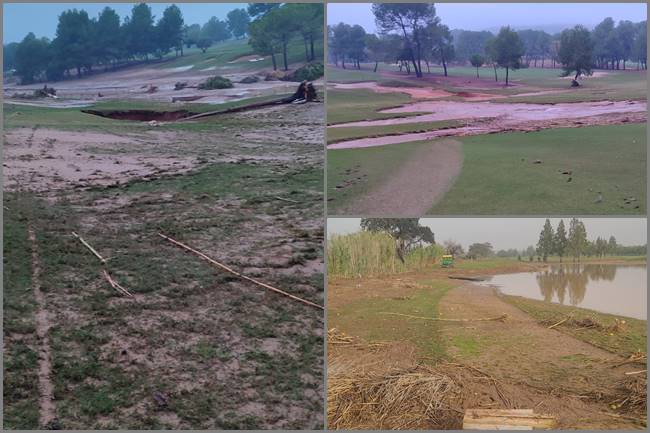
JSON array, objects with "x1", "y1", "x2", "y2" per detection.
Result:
[
  {"x1": 327, "y1": 218, "x2": 647, "y2": 251},
  {"x1": 327, "y1": 2, "x2": 647, "y2": 33},
  {"x1": 3, "y1": 3, "x2": 245, "y2": 43}
]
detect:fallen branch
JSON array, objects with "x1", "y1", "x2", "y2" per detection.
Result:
[
  {"x1": 274, "y1": 196, "x2": 299, "y2": 204},
  {"x1": 157, "y1": 232, "x2": 323, "y2": 310},
  {"x1": 72, "y1": 232, "x2": 106, "y2": 264},
  {"x1": 548, "y1": 316, "x2": 570, "y2": 329},
  {"x1": 102, "y1": 269, "x2": 133, "y2": 297},
  {"x1": 379, "y1": 312, "x2": 508, "y2": 322}
]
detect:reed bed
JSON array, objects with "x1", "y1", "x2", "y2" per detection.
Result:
[
  {"x1": 327, "y1": 364, "x2": 461, "y2": 430},
  {"x1": 328, "y1": 231, "x2": 444, "y2": 278}
]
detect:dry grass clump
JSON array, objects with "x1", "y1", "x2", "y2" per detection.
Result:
[
  {"x1": 620, "y1": 373, "x2": 647, "y2": 413},
  {"x1": 328, "y1": 328, "x2": 389, "y2": 352},
  {"x1": 328, "y1": 365, "x2": 461, "y2": 430}
]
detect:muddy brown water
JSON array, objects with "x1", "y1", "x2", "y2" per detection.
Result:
[{"x1": 480, "y1": 264, "x2": 647, "y2": 319}]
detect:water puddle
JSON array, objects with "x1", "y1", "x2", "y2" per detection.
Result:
[{"x1": 481, "y1": 264, "x2": 647, "y2": 319}]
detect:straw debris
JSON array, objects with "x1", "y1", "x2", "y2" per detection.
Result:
[{"x1": 327, "y1": 365, "x2": 461, "y2": 430}]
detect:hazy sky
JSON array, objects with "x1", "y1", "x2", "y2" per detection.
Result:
[
  {"x1": 327, "y1": 218, "x2": 647, "y2": 251},
  {"x1": 3, "y1": 3, "x2": 245, "y2": 43},
  {"x1": 328, "y1": 2, "x2": 647, "y2": 33}
]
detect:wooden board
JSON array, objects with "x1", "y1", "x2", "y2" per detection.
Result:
[{"x1": 463, "y1": 409, "x2": 556, "y2": 430}]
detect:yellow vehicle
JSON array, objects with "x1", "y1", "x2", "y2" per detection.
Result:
[{"x1": 441, "y1": 254, "x2": 454, "y2": 268}]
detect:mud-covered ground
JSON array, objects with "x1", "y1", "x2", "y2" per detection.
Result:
[
  {"x1": 3, "y1": 102, "x2": 325, "y2": 429},
  {"x1": 327, "y1": 262, "x2": 647, "y2": 430}
]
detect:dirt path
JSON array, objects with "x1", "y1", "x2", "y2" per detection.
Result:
[
  {"x1": 335, "y1": 139, "x2": 462, "y2": 216},
  {"x1": 438, "y1": 283, "x2": 640, "y2": 429},
  {"x1": 28, "y1": 224, "x2": 56, "y2": 428}
]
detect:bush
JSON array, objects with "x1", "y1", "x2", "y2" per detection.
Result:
[
  {"x1": 198, "y1": 75, "x2": 234, "y2": 90},
  {"x1": 283, "y1": 62, "x2": 324, "y2": 82}
]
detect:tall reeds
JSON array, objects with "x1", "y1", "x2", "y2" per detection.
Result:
[{"x1": 328, "y1": 231, "x2": 444, "y2": 278}]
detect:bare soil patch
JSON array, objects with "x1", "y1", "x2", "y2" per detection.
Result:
[
  {"x1": 27, "y1": 225, "x2": 56, "y2": 428},
  {"x1": 438, "y1": 283, "x2": 643, "y2": 429},
  {"x1": 3, "y1": 128, "x2": 196, "y2": 192}
]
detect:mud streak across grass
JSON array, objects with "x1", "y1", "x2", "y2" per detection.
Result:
[{"x1": 27, "y1": 224, "x2": 56, "y2": 427}]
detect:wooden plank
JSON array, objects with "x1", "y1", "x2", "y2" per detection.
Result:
[{"x1": 463, "y1": 409, "x2": 556, "y2": 430}]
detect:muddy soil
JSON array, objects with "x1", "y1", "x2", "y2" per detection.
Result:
[
  {"x1": 438, "y1": 283, "x2": 642, "y2": 429},
  {"x1": 4, "y1": 102, "x2": 325, "y2": 429},
  {"x1": 328, "y1": 102, "x2": 645, "y2": 149},
  {"x1": 334, "y1": 139, "x2": 462, "y2": 215},
  {"x1": 3, "y1": 128, "x2": 196, "y2": 192},
  {"x1": 4, "y1": 59, "x2": 323, "y2": 106}
]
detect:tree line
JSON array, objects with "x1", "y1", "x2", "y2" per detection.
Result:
[
  {"x1": 534, "y1": 218, "x2": 644, "y2": 262},
  {"x1": 247, "y1": 3, "x2": 323, "y2": 71},
  {"x1": 4, "y1": 3, "x2": 253, "y2": 84},
  {"x1": 328, "y1": 3, "x2": 647, "y2": 85}
]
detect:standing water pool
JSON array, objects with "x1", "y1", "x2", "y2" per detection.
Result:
[{"x1": 481, "y1": 264, "x2": 647, "y2": 320}]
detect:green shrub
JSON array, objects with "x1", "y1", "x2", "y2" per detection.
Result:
[{"x1": 198, "y1": 76, "x2": 234, "y2": 90}]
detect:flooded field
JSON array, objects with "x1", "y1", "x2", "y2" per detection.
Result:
[{"x1": 483, "y1": 264, "x2": 647, "y2": 319}]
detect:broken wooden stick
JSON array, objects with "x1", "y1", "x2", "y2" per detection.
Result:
[
  {"x1": 102, "y1": 269, "x2": 133, "y2": 297},
  {"x1": 72, "y1": 232, "x2": 106, "y2": 264},
  {"x1": 157, "y1": 232, "x2": 323, "y2": 310},
  {"x1": 379, "y1": 312, "x2": 508, "y2": 322},
  {"x1": 548, "y1": 316, "x2": 570, "y2": 329},
  {"x1": 624, "y1": 369, "x2": 647, "y2": 376},
  {"x1": 274, "y1": 196, "x2": 299, "y2": 204}
]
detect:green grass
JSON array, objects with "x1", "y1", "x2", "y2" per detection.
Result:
[
  {"x1": 504, "y1": 295, "x2": 647, "y2": 357},
  {"x1": 327, "y1": 88, "x2": 424, "y2": 124},
  {"x1": 328, "y1": 64, "x2": 646, "y2": 103},
  {"x1": 431, "y1": 123, "x2": 646, "y2": 214},
  {"x1": 326, "y1": 66, "x2": 384, "y2": 83},
  {"x1": 327, "y1": 119, "x2": 462, "y2": 144},
  {"x1": 331, "y1": 280, "x2": 455, "y2": 361},
  {"x1": 451, "y1": 335, "x2": 485, "y2": 358},
  {"x1": 3, "y1": 195, "x2": 39, "y2": 429},
  {"x1": 155, "y1": 37, "x2": 324, "y2": 73},
  {"x1": 327, "y1": 140, "x2": 430, "y2": 211},
  {"x1": 452, "y1": 257, "x2": 520, "y2": 271}
]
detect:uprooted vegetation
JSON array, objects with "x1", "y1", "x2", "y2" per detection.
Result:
[{"x1": 198, "y1": 76, "x2": 234, "y2": 90}]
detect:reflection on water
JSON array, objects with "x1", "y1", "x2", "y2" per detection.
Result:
[{"x1": 484, "y1": 264, "x2": 647, "y2": 320}]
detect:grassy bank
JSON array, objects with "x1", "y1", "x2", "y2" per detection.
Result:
[
  {"x1": 327, "y1": 231, "x2": 444, "y2": 278},
  {"x1": 431, "y1": 123, "x2": 646, "y2": 214},
  {"x1": 329, "y1": 279, "x2": 455, "y2": 361},
  {"x1": 155, "y1": 38, "x2": 323, "y2": 73},
  {"x1": 504, "y1": 295, "x2": 647, "y2": 357}
]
